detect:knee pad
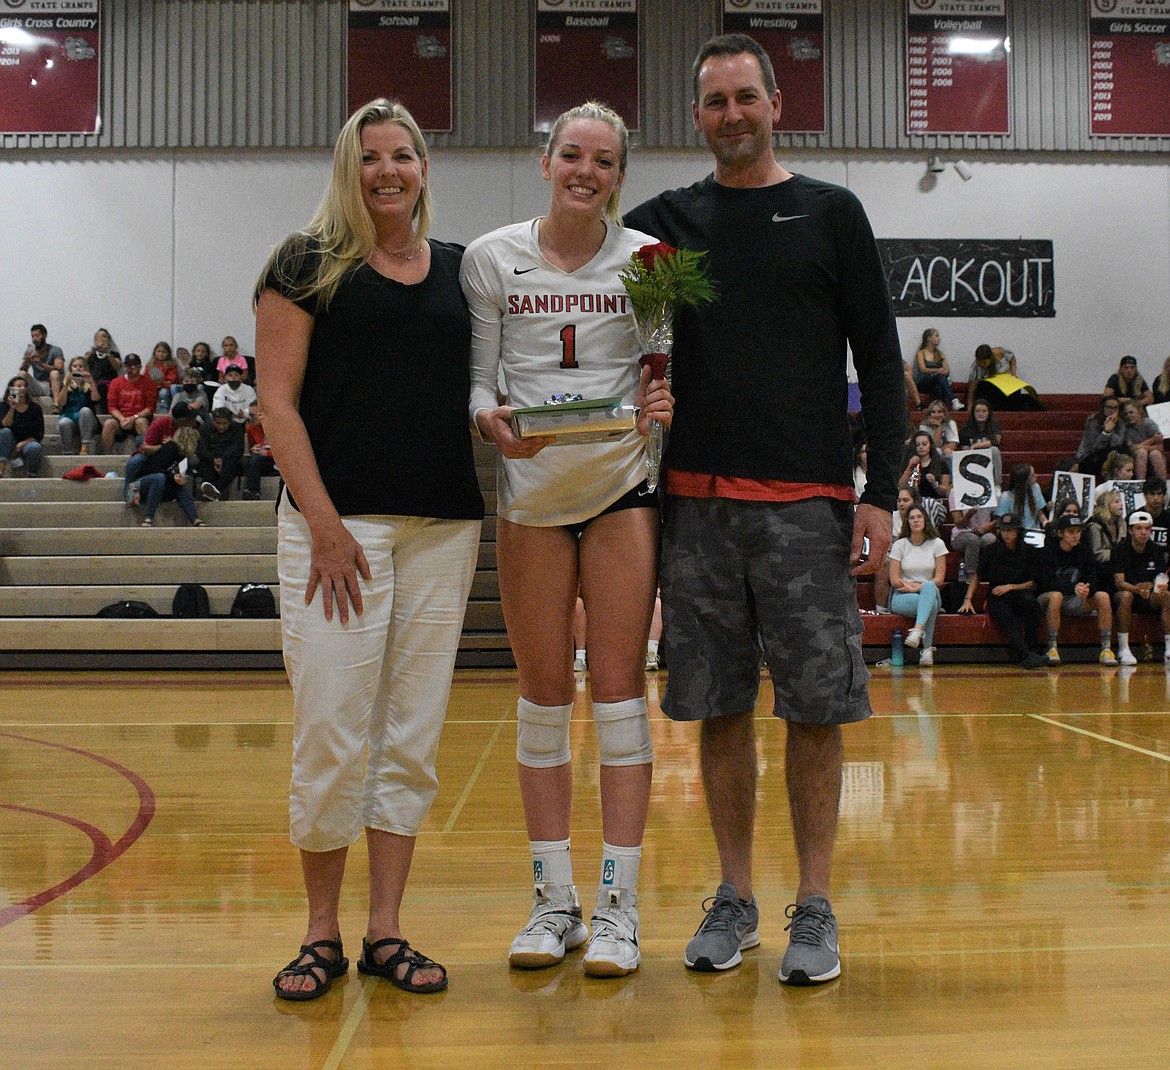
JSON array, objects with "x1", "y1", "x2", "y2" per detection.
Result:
[
  {"x1": 594, "y1": 697, "x2": 653, "y2": 767},
  {"x1": 516, "y1": 698, "x2": 572, "y2": 768}
]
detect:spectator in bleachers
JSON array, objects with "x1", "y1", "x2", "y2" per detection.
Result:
[
  {"x1": 900, "y1": 431, "x2": 950, "y2": 526},
  {"x1": 1143, "y1": 476, "x2": 1170, "y2": 550},
  {"x1": 957, "y1": 398, "x2": 1003, "y2": 488},
  {"x1": 911, "y1": 328, "x2": 961, "y2": 411},
  {"x1": 1044, "y1": 496, "x2": 1083, "y2": 549},
  {"x1": 188, "y1": 341, "x2": 218, "y2": 383},
  {"x1": 242, "y1": 402, "x2": 276, "y2": 501},
  {"x1": 1113, "y1": 510, "x2": 1170, "y2": 665},
  {"x1": 1085, "y1": 488, "x2": 1127, "y2": 594},
  {"x1": 19, "y1": 323, "x2": 65, "y2": 400},
  {"x1": 53, "y1": 356, "x2": 101, "y2": 455},
  {"x1": 1103, "y1": 355, "x2": 1153, "y2": 408},
  {"x1": 1101, "y1": 449, "x2": 1135, "y2": 484},
  {"x1": 0, "y1": 375, "x2": 46, "y2": 476},
  {"x1": 958, "y1": 515, "x2": 1047, "y2": 668},
  {"x1": 872, "y1": 486, "x2": 920, "y2": 614},
  {"x1": 196, "y1": 406, "x2": 245, "y2": 501},
  {"x1": 888, "y1": 503, "x2": 948, "y2": 666},
  {"x1": 171, "y1": 367, "x2": 211, "y2": 415},
  {"x1": 968, "y1": 344, "x2": 1043, "y2": 411},
  {"x1": 948, "y1": 486, "x2": 997, "y2": 581},
  {"x1": 1075, "y1": 395, "x2": 1124, "y2": 478},
  {"x1": 134, "y1": 425, "x2": 203, "y2": 528},
  {"x1": 1037, "y1": 514, "x2": 1117, "y2": 666},
  {"x1": 996, "y1": 463, "x2": 1049, "y2": 531},
  {"x1": 84, "y1": 327, "x2": 121, "y2": 410},
  {"x1": 212, "y1": 364, "x2": 256, "y2": 422},
  {"x1": 1152, "y1": 355, "x2": 1170, "y2": 406},
  {"x1": 100, "y1": 354, "x2": 159, "y2": 453},
  {"x1": 1118, "y1": 400, "x2": 1166, "y2": 480},
  {"x1": 216, "y1": 335, "x2": 250, "y2": 383},
  {"x1": 919, "y1": 399, "x2": 959, "y2": 460},
  {"x1": 124, "y1": 400, "x2": 201, "y2": 496},
  {"x1": 145, "y1": 342, "x2": 183, "y2": 413}
]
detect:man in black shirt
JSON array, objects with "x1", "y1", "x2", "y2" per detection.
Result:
[
  {"x1": 1113, "y1": 510, "x2": 1170, "y2": 665},
  {"x1": 1036, "y1": 515, "x2": 1116, "y2": 665},
  {"x1": 1142, "y1": 477, "x2": 1170, "y2": 550},
  {"x1": 959, "y1": 515, "x2": 1046, "y2": 668}
]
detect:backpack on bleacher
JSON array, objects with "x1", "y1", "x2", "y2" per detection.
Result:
[
  {"x1": 172, "y1": 584, "x2": 211, "y2": 618},
  {"x1": 96, "y1": 600, "x2": 159, "y2": 619},
  {"x1": 230, "y1": 583, "x2": 276, "y2": 618}
]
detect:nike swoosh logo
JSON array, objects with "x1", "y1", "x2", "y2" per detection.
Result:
[
  {"x1": 772, "y1": 213, "x2": 809, "y2": 223},
  {"x1": 513, "y1": 266, "x2": 538, "y2": 274}
]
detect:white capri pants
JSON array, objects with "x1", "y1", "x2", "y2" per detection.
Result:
[{"x1": 278, "y1": 495, "x2": 480, "y2": 852}]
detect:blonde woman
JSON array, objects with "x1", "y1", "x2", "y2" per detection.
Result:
[
  {"x1": 53, "y1": 356, "x2": 101, "y2": 455},
  {"x1": 256, "y1": 100, "x2": 484, "y2": 999},
  {"x1": 912, "y1": 328, "x2": 960, "y2": 410},
  {"x1": 918, "y1": 398, "x2": 959, "y2": 458},
  {"x1": 133, "y1": 425, "x2": 202, "y2": 527},
  {"x1": 461, "y1": 101, "x2": 672, "y2": 978},
  {"x1": 1086, "y1": 488, "x2": 1128, "y2": 594}
]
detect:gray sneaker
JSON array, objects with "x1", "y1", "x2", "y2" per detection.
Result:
[
  {"x1": 778, "y1": 895, "x2": 840, "y2": 985},
  {"x1": 684, "y1": 882, "x2": 760, "y2": 971},
  {"x1": 508, "y1": 882, "x2": 589, "y2": 969}
]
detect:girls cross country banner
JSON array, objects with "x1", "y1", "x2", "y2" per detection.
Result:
[
  {"x1": 534, "y1": 0, "x2": 639, "y2": 132},
  {"x1": 347, "y1": 0, "x2": 452, "y2": 132},
  {"x1": 906, "y1": 0, "x2": 1010, "y2": 135},
  {"x1": 1088, "y1": 0, "x2": 1170, "y2": 137},
  {"x1": 0, "y1": 0, "x2": 99, "y2": 134},
  {"x1": 720, "y1": 0, "x2": 826, "y2": 133}
]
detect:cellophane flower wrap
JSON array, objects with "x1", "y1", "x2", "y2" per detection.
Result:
[{"x1": 619, "y1": 242, "x2": 715, "y2": 491}]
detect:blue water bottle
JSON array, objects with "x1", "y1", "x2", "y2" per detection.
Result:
[{"x1": 891, "y1": 628, "x2": 904, "y2": 667}]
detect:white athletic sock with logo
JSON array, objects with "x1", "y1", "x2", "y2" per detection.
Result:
[
  {"x1": 529, "y1": 838, "x2": 573, "y2": 888},
  {"x1": 597, "y1": 842, "x2": 641, "y2": 909},
  {"x1": 1118, "y1": 631, "x2": 1132, "y2": 655}
]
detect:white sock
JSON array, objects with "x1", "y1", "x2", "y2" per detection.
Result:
[
  {"x1": 530, "y1": 838, "x2": 573, "y2": 888},
  {"x1": 574, "y1": 648, "x2": 586, "y2": 661},
  {"x1": 598, "y1": 842, "x2": 641, "y2": 908},
  {"x1": 646, "y1": 639, "x2": 659, "y2": 656},
  {"x1": 1118, "y1": 632, "x2": 1131, "y2": 652}
]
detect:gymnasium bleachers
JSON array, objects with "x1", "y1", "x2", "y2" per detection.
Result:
[
  {"x1": 2, "y1": 389, "x2": 1158, "y2": 668},
  {"x1": 0, "y1": 397, "x2": 509, "y2": 669}
]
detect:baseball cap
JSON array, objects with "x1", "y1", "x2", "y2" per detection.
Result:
[
  {"x1": 1129, "y1": 510, "x2": 1153, "y2": 525},
  {"x1": 1120, "y1": 355, "x2": 1138, "y2": 367},
  {"x1": 998, "y1": 514, "x2": 1023, "y2": 530},
  {"x1": 123, "y1": 354, "x2": 141, "y2": 365},
  {"x1": 1055, "y1": 514, "x2": 1083, "y2": 531}
]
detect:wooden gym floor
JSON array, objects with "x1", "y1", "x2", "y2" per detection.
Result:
[{"x1": 1, "y1": 664, "x2": 1168, "y2": 1069}]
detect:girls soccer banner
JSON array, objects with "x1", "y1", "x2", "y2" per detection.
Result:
[
  {"x1": 0, "y1": 0, "x2": 100, "y2": 134},
  {"x1": 720, "y1": 1, "x2": 826, "y2": 134},
  {"x1": 347, "y1": 0, "x2": 452, "y2": 133},
  {"x1": 906, "y1": 0, "x2": 1010, "y2": 135},
  {"x1": 1088, "y1": 0, "x2": 1170, "y2": 137},
  {"x1": 534, "y1": 0, "x2": 639, "y2": 132}
]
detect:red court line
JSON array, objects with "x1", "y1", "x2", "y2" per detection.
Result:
[{"x1": 0, "y1": 733, "x2": 157, "y2": 930}]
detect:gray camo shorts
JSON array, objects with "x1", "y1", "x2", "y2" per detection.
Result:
[{"x1": 660, "y1": 495, "x2": 873, "y2": 725}]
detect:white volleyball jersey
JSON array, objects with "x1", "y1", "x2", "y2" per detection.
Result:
[{"x1": 461, "y1": 218, "x2": 658, "y2": 526}]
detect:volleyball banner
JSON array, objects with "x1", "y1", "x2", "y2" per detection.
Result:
[
  {"x1": 534, "y1": 0, "x2": 639, "y2": 133},
  {"x1": 905, "y1": 0, "x2": 1010, "y2": 135},
  {"x1": 720, "y1": 1, "x2": 826, "y2": 133},
  {"x1": 1088, "y1": 0, "x2": 1170, "y2": 137},
  {"x1": 0, "y1": 0, "x2": 100, "y2": 134},
  {"x1": 347, "y1": 0, "x2": 452, "y2": 132}
]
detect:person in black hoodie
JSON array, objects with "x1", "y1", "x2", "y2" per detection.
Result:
[
  {"x1": 1036, "y1": 514, "x2": 1116, "y2": 666},
  {"x1": 196, "y1": 406, "x2": 245, "y2": 500},
  {"x1": 958, "y1": 514, "x2": 1047, "y2": 668}
]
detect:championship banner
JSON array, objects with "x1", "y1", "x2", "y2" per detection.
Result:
[
  {"x1": 877, "y1": 238, "x2": 1055, "y2": 318},
  {"x1": 906, "y1": 0, "x2": 1010, "y2": 135},
  {"x1": 952, "y1": 449, "x2": 999, "y2": 509},
  {"x1": 347, "y1": 0, "x2": 452, "y2": 133},
  {"x1": 1049, "y1": 470, "x2": 1096, "y2": 516},
  {"x1": 0, "y1": 0, "x2": 100, "y2": 134},
  {"x1": 1089, "y1": 1, "x2": 1170, "y2": 137},
  {"x1": 534, "y1": 0, "x2": 639, "y2": 133},
  {"x1": 720, "y1": 0, "x2": 826, "y2": 134}
]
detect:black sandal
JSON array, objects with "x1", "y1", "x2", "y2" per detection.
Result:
[
  {"x1": 273, "y1": 938, "x2": 349, "y2": 1001},
  {"x1": 357, "y1": 937, "x2": 448, "y2": 993}
]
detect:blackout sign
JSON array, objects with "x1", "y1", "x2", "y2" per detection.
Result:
[
  {"x1": 905, "y1": 0, "x2": 1010, "y2": 135},
  {"x1": 1088, "y1": 0, "x2": 1170, "y2": 137},
  {"x1": 878, "y1": 239, "x2": 1055, "y2": 318}
]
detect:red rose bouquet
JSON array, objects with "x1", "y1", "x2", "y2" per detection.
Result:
[{"x1": 619, "y1": 242, "x2": 715, "y2": 491}]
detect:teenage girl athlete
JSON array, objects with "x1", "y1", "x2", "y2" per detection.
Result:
[{"x1": 460, "y1": 101, "x2": 672, "y2": 977}]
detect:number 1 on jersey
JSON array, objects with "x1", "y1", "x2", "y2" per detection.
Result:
[{"x1": 559, "y1": 324, "x2": 579, "y2": 369}]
